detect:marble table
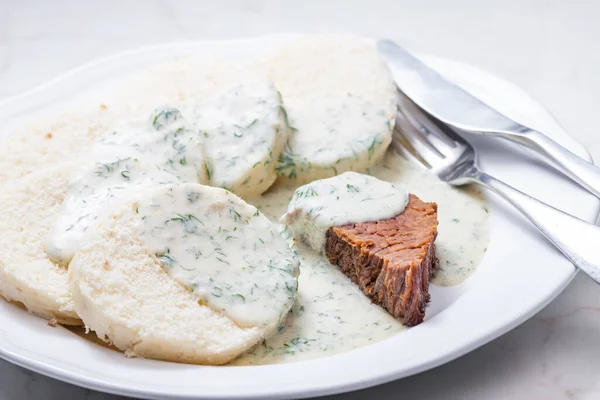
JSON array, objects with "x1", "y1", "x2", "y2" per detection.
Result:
[{"x1": 1, "y1": 1, "x2": 599, "y2": 399}]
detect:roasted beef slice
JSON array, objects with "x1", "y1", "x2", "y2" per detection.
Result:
[{"x1": 325, "y1": 194, "x2": 439, "y2": 326}]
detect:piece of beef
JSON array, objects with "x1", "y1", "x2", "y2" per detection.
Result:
[{"x1": 325, "y1": 194, "x2": 439, "y2": 326}]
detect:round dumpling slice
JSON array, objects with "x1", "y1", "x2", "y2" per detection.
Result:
[
  {"x1": 260, "y1": 35, "x2": 397, "y2": 183},
  {"x1": 0, "y1": 103, "x2": 146, "y2": 185},
  {"x1": 69, "y1": 183, "x2": 299, "y2": 365},
  {"x1": 0, "y1": 164, "x2": 81, "y2": 325},
  {"x1": 186, "y1": 79, "x2": 290, "y2": 198},
  {"x1": 44, "y1": 153, "x2": 180, "y2": 265}
]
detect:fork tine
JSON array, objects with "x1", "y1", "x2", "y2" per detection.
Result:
[
  {"x1": 395, "y1": 108, "x2": 444, "y2": 166},
  {"x1": 391, "y1": 129, "x2": 431, "y2": 168},
  {"x1": 393, "y1": 109, "x2": 440, "y2": 167},
  {"x1": 396, "y1": 89, "x2": 459, "y2": 154}
]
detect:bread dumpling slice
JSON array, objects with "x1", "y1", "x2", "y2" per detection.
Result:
[
  {"x1": 44, "y1": 153, "x2": 180, "y2": 265},
  {"x1": 186, "y1": 79, "x2": 290, "y2": 198},
  {"x1": 0, "y1": 104, "x2": 145, "y2": 185},
  {"x1": 260, "y1": 35, "x2": 397, "y2": 183},
  {"x1": 0, "y1": 163, "x2": 81, "y2": 325},
  {"x1": 69, "y1": 183, "x2": 299, "y2": 365}
]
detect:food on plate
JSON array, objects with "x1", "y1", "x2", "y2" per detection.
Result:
[
  {"x1": 326, "y1": 194, "x2": 439, "y2": 326},
  {"x1": 186, "y1": 79, "x2": 290, "y2": 198},
  {"x1": 0, "y1": 164, "x2": 81, "y2": 325},
  {"x1": 281, "y1": 172, "x2": 439, "y2": 326},
  {"x1": 280, "y1": 171, "x2": 409, "y2": 253},
  {"x1": 260, "y1": 35, "x2": 397, "y2": 183},
  {"x1": 44, "y1": 154, "x2": 180, "y2": 265},
  {"x1": 69, "y1": 183, "x2": 299, "y2": 364},
  {"x1": 118, "y1": 61, "x2": 290, "y2": 198},
  {"x1": 147, "y1": 107, "x2": 210, "y2": 183},
  {"x1": 0, "y1": 35, "x2": 491, "y2": 366},
  {"x1": 0, "y1": 105, "x2": 140, "y2": 185}
]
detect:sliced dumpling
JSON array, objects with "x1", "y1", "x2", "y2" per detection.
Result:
[
  {"x1": 44, "y1": 153, "x2": 180, "y2": 265},
  {"x1": 186, "y1": 79, "x2": 290, "y2": 198},
  {"x1": 259, "y1": 35, "x2": 397, "y2": 183},
  {"x1": 69, "y1": 183, "x2": 299, "y2": 365},
  {"x1": 0, "y1": 104, "x2": 145, "y2": 185},
  {"x1": 44, "y1": 108, "x2": 212, "y2": 265},
  {"x1": 0, "y1": 164, "x2": 81, "y2": 325},
  {"x1": 148, "y1": 107, "x2": 210, "y2": 183}
]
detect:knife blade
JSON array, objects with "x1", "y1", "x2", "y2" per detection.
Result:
[
  {"x1": 377, "y1": 39, "x2": 524, "y2": 134},
  {"x1": 378, "y1": 39, "x2": 600, "y2": 200}
]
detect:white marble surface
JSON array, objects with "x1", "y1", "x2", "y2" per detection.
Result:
[{"x1": 1, "y1": 0, "x2": 600, "y2": 399}]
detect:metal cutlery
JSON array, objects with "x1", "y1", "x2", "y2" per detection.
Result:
[
  {"x1": 393, "y1": 90, "x2": 600, "y2": 284},
  {"x1": 378, "y1": 39, "x2": 600, "y2": 199}
]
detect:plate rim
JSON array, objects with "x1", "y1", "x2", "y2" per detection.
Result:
[{"x1": 0, "y1": 34, "x2": 595, "y2": 400}]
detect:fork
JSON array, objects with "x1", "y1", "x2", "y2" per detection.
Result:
[{"x1": 393, "y1": 90, "x2": 600, "y2": 284}]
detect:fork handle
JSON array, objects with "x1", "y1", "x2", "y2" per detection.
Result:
[
  {"x1": 468, "y1": 168, "x2": 600, "y2": 283},
  {"x1": 498, "y1": 129, "x2": 600, "y2": 199}
]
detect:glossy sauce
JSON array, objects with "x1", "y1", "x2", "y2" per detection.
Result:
[
  {"x1": 185, "y1": 79, "x2": 289, "y2": 198},
  {"x1": 133, "y1": 185, "x2": 299, "y2": 330},
  {"x1": 281, "y1": 171, "x2": 409, "y2": 253},
  {"x1": 274, "y1": 94, "x2": 394, "y2": 183},
  {"x1": 232, "y1": 151, "x2": 490, "y2": 364},
  {"x1": 41, "y1": 46, "x2": 490, "y2": 365},
  {"x1": 44, "y1": 154, "x2": 179, "y2": 264}
]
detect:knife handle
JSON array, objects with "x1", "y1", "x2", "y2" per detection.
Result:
[
  {"x1": 473, "y1": 169, "x2": 600, "y2": 283},
  {"x1": 500, "y1": 129, "x2": 600, "y2": 199}
]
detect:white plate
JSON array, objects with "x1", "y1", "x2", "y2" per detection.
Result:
[{"x1": 0, "y1": 34, "x2": 597, "y2": 400}]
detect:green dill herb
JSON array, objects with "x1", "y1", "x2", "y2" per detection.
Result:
[
  {"x1": 152, "y1": 108, "x2": 181, "y2": 130},
  {"x1": 94, "y1": 158, "x2": 131, "y2": 178},
  {"x1": 367, "y1": 135, "x2": 380, "y2": 160},
  {"x1": 326, "y1": 165, "x2": 338, "y2": 175},
  {"x1": 233, "y1": 294, "x2": 246, "y2": 302},
  {"x1": 230, "y1": 209, "x2": 242, "y2": 221},
  {"x1": 276, "y1": 150, "x2": 297, "y2": 179},
  {"x1": 346, "y1": 183, "x2": 360, "y2": 193},
  {"x1": 157, "y1": 249, "x2": 176, "y2": 269},
  {"x1": 279, "y1": 105, "x2": 294, "y2": 130},
  {"x1": 295, "y1": 186, "x2": 318, "y2": 198}
]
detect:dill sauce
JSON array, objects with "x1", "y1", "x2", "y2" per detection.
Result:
[
  {"x1": 233, "y1": 151, "x2": 490, "y2": 365},
  {"x1": 280, "y1": 171, "x2": 409, "y2": 253}
]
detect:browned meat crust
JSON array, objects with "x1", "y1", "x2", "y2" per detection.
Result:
[{"x1": 325, "y1": 194, "x2": 439, "y2": 326}]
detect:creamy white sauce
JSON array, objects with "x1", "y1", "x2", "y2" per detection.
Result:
[
  {"x1": 44, "y1": 153, "x2": 179, "y2": 264},
  {"x1": 259, "y1": 35, "x2": 398, "y2": 184},
  {"x1": 37, "y1": 40, "x2": 490, "y2": 365},
  {"x1": 233, "y1": 151, "x2": 489, "y2": 365},
  {"x1": 133, "y1": 184, "x2": 299, "y2": 329},
  {"x1": 280, "y1": 171, "x2": 409, "y2": 253},
  {"x1": 44, "y1": 107, "x2": 211, "y2": 264},
  {"x1": 148, "y1": 107, "x2": 209, "y2": 183},
  {"x1": 184, "y1": 80, "x2": 289, "y2": 198},
  {"x1": 275, "y1": 94, "x2": 393, "y2": 183}
]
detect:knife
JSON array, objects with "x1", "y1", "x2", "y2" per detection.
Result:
[{"x1": 377, "y1": 39, "x2": 600, "y2": 199}]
